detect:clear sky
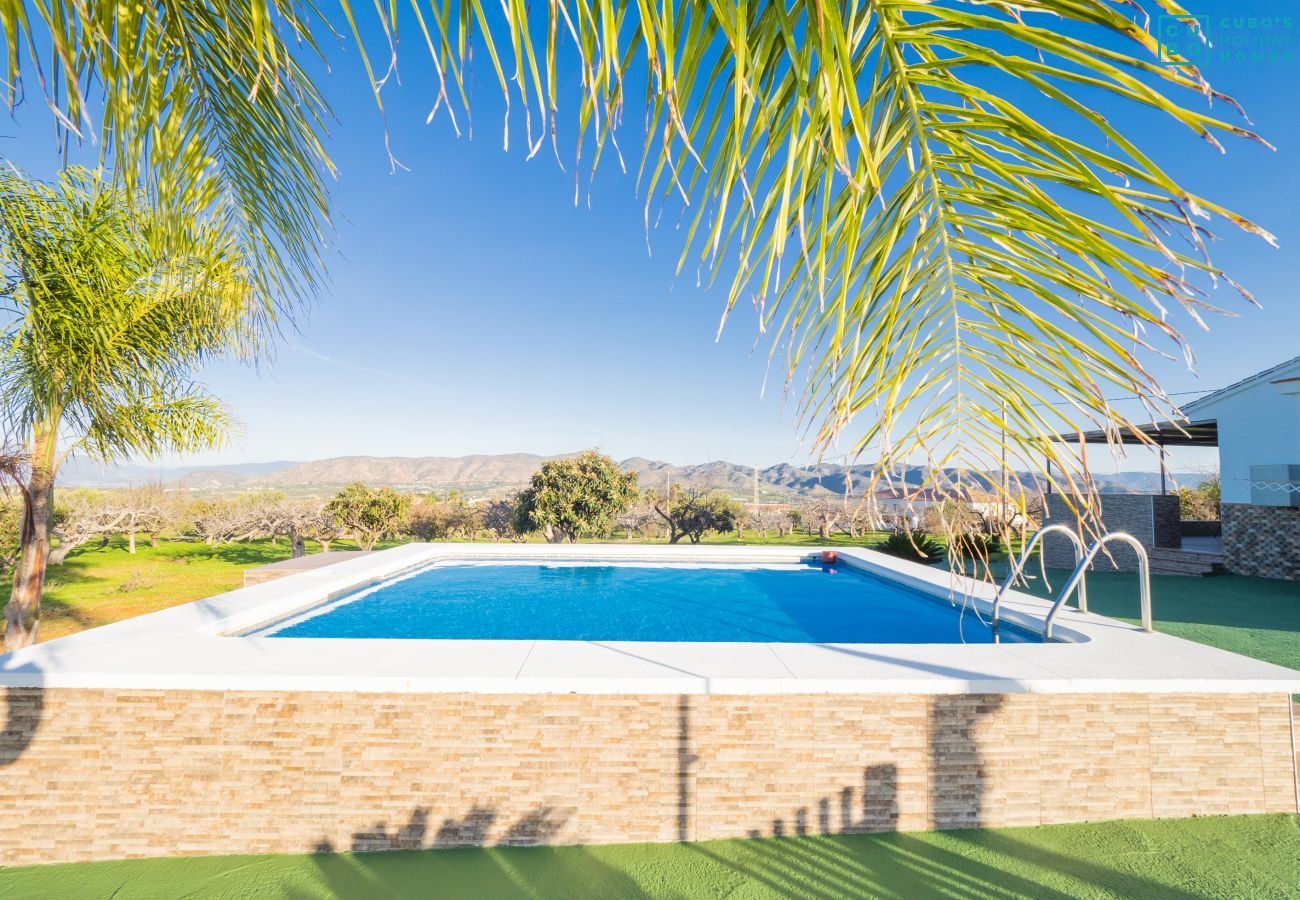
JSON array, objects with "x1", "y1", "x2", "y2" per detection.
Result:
[{"x1": 2, "y1": 1, "x2": 1296, "y2": 473}]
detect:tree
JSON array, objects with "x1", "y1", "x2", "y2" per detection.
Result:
[
  {"x1": 481, "y1": 496, "x2": 524, "y2": 543},
  {"x1": 115, "y1": 483, "x2": 179, "y2": 554},
  {"x1": 615, "y1": 500, "x2": 659, "y2": 542},
  {"x1": 326, "y1": 484, "x2": 410, "y2": 551},
  {"x1": 0, "y1": 167, "x2": 253, "y2": 649},
  {"x1": 263, "y1": 498, "x2": 336, "y2": 559},
  {"x1": 48, "y1": 490, "x2": 125, "y2": 564},
  {"x1": 922, "y1": 500, "x2": 987, "y2": 541},
  {"x1": 650, "y1": 486, "x2": 741, "y2": 545},
  {"x1": 1179, "y1": 473, "x2": 1222, "y2": 521},
  {"x1": 0, "y1": 3, "x2": 1269, "y2": 549},
  {"x1": 407, "y1": 493, "x2": 482, "y2": 542},
  {"x1": 801, "y1": 499, "x2": 842, "y2": 541},
  {"x1": 514, "y1": 452, "x2": 638, "y2": 544},
  {"x1": 747, "y1": 508, "x2": 793, "y2": 539},
  {"x1": 186, "y1": 494, "x2": 279, "y2": 547}
]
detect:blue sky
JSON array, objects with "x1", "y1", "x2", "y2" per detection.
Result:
[{"x1": 3, "y1": 2, "x2": 1297, "y2": 472}]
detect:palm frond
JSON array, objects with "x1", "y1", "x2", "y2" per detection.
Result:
[
  {"x1": 0, "y1": 165, "x2": 250, "y2": 461},
  {"x1": 80, "y1": 388, "x2": 238, "y2": 461},
  {"x1": 0, "y1": 2, "x2": 1272, "y2": 526},
  {"x1": 0, "y1": 2, "x2": 334, "y2": 311}
]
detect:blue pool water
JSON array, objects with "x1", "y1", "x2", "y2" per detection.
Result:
[{"x1": 260, "y1": 561, "x2": 1038, "y2": 644}]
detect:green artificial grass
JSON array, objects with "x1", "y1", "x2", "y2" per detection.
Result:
[
  {"x1": 1, "y1": 815, "x2": 1297, "y2": 899},
  {"x1": 1009, "y1": 567, "x2": 1300, "y2": 672}
]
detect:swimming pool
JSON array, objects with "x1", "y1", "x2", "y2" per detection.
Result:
[{"x1": 256, "y1": 559, "x2": 1039, "y2": 644}]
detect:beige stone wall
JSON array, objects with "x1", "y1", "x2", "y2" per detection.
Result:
[{"x1": 0, "y1": 688, "x2": 1295, "y2": 865}]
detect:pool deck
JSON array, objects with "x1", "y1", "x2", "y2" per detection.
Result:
[{"x1": 2, "y1": 542, "x2": 1299, "y2": 695}]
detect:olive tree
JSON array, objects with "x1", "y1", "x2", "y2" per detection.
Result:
[
  {"x1": 481, "y1": 495, "x2": 524, "y2": 543},
  {"x1": 747, "y1": 508, "x2": 793, "y2": 539},
  {"x1": 800, "y1": 498, "x2": 842, "y2": 541},
  {"x1": 649, "y1": 486, "x2": 742, "y2": 545}
]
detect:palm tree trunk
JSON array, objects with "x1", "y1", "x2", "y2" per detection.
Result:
[{"x1": 5, "y1": 425, "x2": 57, "y2": 650}]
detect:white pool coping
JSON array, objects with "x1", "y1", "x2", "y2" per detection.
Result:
[{"x1": 2, "y1": 542, "x2": 1298, "y2": 696}]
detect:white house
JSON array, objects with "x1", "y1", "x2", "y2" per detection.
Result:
[
  {"x1": 1042, "y1": 356, "x2": 1300, "y2": 580},
  {"x1": 1179, "y1": 356, "x2": 1300, "y2": 580},
  {"x1": 1181, "y1": 356, "x2": 1300, "y2": 506}
]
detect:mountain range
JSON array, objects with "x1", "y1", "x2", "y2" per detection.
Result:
[{"x1": 58, "y1": 453, "x2": 1184, "y2": 498}]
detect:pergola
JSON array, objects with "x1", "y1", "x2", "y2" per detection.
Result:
[{"x1": 1048, "y1": 418, "x2": 1219, "y2": 495}]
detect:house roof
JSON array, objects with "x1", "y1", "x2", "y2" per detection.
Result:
[
  {"x1": 1048, "y1": 356, "x2": 1300, "y2": 447},
  {"x1": 1052, "y1": 418, "x2": 1219, "y2": 448},
  {"x1": 1182, "y1": 355, "x2": 1300, "y2": 415}
]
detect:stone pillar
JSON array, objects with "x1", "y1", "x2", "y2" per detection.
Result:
[
  {"x1": 1042, "y1": 493, "x2": 1181, "y2": 571},
  {"x1": 1221, "y1": 503, "x2": 1300, "y2": 581}
]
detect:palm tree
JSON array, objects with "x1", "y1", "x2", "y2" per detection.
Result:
[
  {"x1": 0, "y1": 3, "x2": 1273, "y2": 530},
  {"x1": 0, "y1": 166, "x2": 255, "y2": 648}
]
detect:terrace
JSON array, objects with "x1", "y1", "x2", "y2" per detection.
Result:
[{"x1": 1, "y1": 542, "x2": 1296, "y2": 869}]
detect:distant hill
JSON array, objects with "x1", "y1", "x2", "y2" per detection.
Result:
[
  {"x1": 261, "y1": 453, "x2": 564, "y2": 490},
  {"x1": 58, "y1": 458, "x2": 299, "y2": 488},
  {"x1": 58, "y1": 452, "x2": 1185, "y2": 498}
]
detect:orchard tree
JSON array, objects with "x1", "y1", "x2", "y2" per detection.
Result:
[
  {"x1": 747, "y1": 508, "x2": 793, "y2": 539},
  {"x1": 800, "y1": 498, "x2": 842, "y2": 541},
  {"x1": 264, "y1": 497, "x2": 336, "y2": 558},
  {"x1": 407, "y1": 493, "x2": 481, "y2": 541},
  {"x1": 115, "y1": 483, "x2": 179, "y2": 553},
  {"x1": 187, "y1": 494, "x2": 277, "y2": 546},
  {"x1": 513, "y1": 452, "x2": 638, "y2": 544},
  {"x1": 615, "y1": 500, "x2": 658, "y2": 541},
  {"x1": 48, "y1": 489, "x2": 126, "y2": 563},
  {"x1": 650, "y1": 486, "x2": 741, "y2": 545},
  {"x1": 481, "y1": 495, "x2": 524, "y2": 543},
  {"x1": 326, "y1": 483, "x2": 410, "y2": 551},
  {"x1": 0, "y1": 168, "x2": 253, "y2": 649}
]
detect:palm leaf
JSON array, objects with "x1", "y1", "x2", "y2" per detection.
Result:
[{"x1": 0, "y1": 1, "x2": 1272, "y2": 530}]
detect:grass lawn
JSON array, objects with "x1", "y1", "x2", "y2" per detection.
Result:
[
  {"x1": 1, "y1": 814, "x2": 1297, "y2": 899},
  {"x1": 27, "y1": 537, "x2": 391, "y2": 643}
]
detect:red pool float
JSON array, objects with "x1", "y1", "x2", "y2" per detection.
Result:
[{"x1": 821, "y1": 550, "x2": 838, "y2": 565}]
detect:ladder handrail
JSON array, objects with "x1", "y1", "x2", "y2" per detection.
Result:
[
  {"x1": 1043, "y1": 532, "x2": 1153, "y2": 640},
  {"x1": 992, "y1": 525, "x2": 1088, "y2": 627}
]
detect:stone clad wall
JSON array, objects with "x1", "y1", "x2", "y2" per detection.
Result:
[
  {"x1": 1042, "y1": 494, "x2": 1181, "y2": 571},
  {"x1": 1221, "y1": 503, "x2": 1300, "y2": 581},
  {"x1": 0, "y1": 688, "x2": 1294, "y2": 866}
]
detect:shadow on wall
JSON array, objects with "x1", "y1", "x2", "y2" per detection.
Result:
[
  {"x1": 312, "y1": 804, "x2": 572, "y2": 855},
  {"x1": 305, "y1": 806, "x2": 648, "y2": 898},
  {"x1": 301, "y1": 693, "x2": 1201, "y2": 899},
  {"x1": 0, "y1": 662, "x2": 44, "y2": 768}
]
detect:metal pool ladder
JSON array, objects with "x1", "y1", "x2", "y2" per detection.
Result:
[
  {"x1": 1042, "y1": 532, "x2": 1153, "y2": 640},
  {"x1": 992, "y1": 525, "x2": 1089, "y2": 631}
]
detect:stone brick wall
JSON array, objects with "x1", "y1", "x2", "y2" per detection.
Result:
[
  {"x1": 1222, "y1": 503, "x2": 1300, "y2": 581},
  {"x1": 1042, "y1": 494, "x2": 1181, "y2": 570},
  {"x1": 0, "y1": 688, "x2": 1294, "y2": 866}
]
